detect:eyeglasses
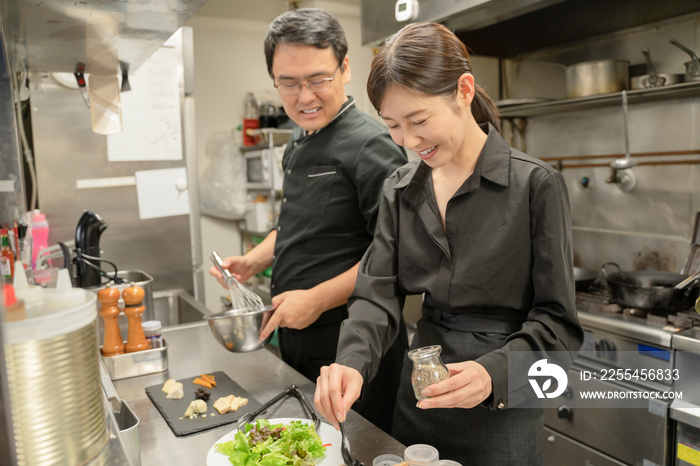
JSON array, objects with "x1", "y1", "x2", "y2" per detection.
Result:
[{"x1": 274, "y1": 65, "x2": 341, "y2": 96}]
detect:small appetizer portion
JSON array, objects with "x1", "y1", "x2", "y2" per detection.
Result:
[
  {"x1": 193, "y1": 373, "x2": 217, "y2": 388},
  {"x1": 213, "y1": 394, "x2": 249, "y2": 414},
  {"x1": 195, "y1": 387, "x2": 211, "y2": 401},
  {"x1": 184, "y1": 399, "x2": 208, "y2": 419},
  {"x1": 161, "y1": 379, "x2": 184, "y2": 400}
]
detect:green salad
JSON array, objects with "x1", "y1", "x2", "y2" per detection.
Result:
[{"x1": 216, "y1": 419, "x2": 327, "y2": 466}]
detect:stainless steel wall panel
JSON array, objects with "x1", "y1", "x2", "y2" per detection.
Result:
[
  {"x1": 560, "y1": 163, "x2": 694, "y2": 238},
  {"x1": 515, "y1": 16, "x2": 700, "y2": 274},
  {"x1": 572, "y1": 228, "x2": 687, "y2": 275},
  {"x1": 29, "y1": 35, "x2": 197, "y2": 294},
  {"x1": 0, "y1": 10, "x2": 24, "y2": 226}
]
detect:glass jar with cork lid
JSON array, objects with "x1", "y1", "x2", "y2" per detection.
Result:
[{"x1": 408, "y1": 345, "x2": 449, "y2": 400}]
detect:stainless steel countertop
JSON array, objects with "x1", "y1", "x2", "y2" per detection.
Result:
[{"x1": 112, "y1": 321, "x2": 405, "y2": 465}]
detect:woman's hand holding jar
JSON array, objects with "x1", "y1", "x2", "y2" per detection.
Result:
[{"x1": 416, "y1": 360, "x2": 492, "y2": 409}]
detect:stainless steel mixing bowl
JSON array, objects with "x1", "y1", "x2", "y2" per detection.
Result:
[{"x1": 204, "y1": 305, "x2": 276, "y2": 353}]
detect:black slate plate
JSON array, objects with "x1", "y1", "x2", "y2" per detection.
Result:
[{"x1": 145, "y1": 371, "x2": 261, "y2": 436}]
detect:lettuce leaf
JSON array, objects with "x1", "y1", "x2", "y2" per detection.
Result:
[{"x1": 216, "y1": 419, "x2": 326, "y2": 466}]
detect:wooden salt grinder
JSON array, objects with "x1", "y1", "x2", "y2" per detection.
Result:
[
  {"x1": 122, "y1": 285, "x2": 150, "y2": 353},
  {"x1": 98, "y1": 287, "x2": 125, "y2": 357}
]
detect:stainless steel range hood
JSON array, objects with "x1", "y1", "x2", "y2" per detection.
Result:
[
  {"x1": 362, "y1": 0, "x2": 700, "y2": 57},
  {"x1": 0, "y1": 0, "x2": 208, "y2": 74},
  {"x1": 361, "y1": 0, "x2": 566, "y2": 46}
]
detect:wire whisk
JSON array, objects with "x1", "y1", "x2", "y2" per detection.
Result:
[{"x1": 210, "y1": 251, "x2": 265, "y2": 312}]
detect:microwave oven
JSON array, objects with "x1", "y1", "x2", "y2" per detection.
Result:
[{"x1": 245, "y1": 146, "x2": 285, "y2": 191}]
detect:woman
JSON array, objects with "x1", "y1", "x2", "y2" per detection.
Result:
[{"x1": 313, "y1": 22, "x2": 583, "y2": 465}]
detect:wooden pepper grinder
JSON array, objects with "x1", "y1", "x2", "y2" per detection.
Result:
[
  {"x1": 122, "y1": 285, "x2": 150, "y2": 353},
  {"x1": 98, "y1": 287, "x2": 125, "y2": 357}
]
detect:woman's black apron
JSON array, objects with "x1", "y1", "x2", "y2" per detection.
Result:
[{"x1": 391, "y1": 309, "x2": 543, "y2": 466}]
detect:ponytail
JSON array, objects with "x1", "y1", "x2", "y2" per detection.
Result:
[{"x1": 472, "y1": 84, "x2": 500, "y2": 132}]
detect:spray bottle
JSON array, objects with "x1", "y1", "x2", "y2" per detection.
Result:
[{"x1": 31, "y1": 210, "x2": 50, "y2": 270}]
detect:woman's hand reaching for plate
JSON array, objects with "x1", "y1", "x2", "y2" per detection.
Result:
[{"x1": 314, "y1": 363, "x2": 364, "y2": 429}]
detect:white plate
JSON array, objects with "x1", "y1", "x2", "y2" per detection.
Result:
[{"x1": 206, "y1": 417, "x2": 342, "y2": 466}]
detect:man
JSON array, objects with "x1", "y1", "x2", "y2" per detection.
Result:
[{"x1": 211, "y1": 8, "x2": 408, "y2": 434}]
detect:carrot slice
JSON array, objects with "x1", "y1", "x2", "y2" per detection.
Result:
[
  {"x1": 201, "y1": 374, "x2": 216, "y2": 386},
  {"x1": 193, "y1": 377, "x2": 213, "y2": 388}
]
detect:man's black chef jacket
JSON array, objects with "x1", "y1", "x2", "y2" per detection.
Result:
[{"x1": 271, "y1": 97, "x2": 408, "y2": 328}]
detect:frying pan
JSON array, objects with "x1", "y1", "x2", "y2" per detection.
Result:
[
  {"x1": 601, "y1": 262, "x2": 700, "y2": 313},
  {"x1": 630, "y1": 48, "x2": 684, "y2": 89},
  {"x1": 670, "y1": 39, "x2": 700, "y2": 82}
]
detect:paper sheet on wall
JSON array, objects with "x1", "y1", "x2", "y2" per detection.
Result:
[
  {"x1": 107, "y1": 47, "x2": 183, "y2": 161},
  {"x1": 135, "y1": 168, "x2": 190, "y2": 219}
]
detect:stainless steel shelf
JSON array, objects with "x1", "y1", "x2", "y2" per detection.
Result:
[{"x1": 498, "y1": 81, "x2": 700, "y2": 117}]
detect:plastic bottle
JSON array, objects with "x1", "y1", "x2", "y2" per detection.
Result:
[
  {"x1": 17, "y1": 229, "x2": 32, "y2": 284},
  {"x1": 242, "y1": 92, "x2": 261, "y2": 146},
  {"x1": 1, "y1": 229, "x2": 15, "y2": 282},
  {"x1": 31, "y1": 211, "x2": 50, "y2": 270}
]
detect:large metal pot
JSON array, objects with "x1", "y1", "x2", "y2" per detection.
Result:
[
  {"x1": 566, "y1": 59, "x2": 629, "y2": 98},
  {"x1": 601, "y1": 262, "x2": 700, "y2": 313}
]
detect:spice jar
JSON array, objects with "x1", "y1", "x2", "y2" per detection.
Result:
[
  {"x1": 408, "y1": 345, "x2": 449, "y2": 400},
  {"x1": 142, "y1": 320, "x2": 164, "y2": 348},
  {"x1": 404, "y1": 444, "x2": 439, "y2": 466},
  {"x1": 433, "y1": 461, "x2": 462, "y2": 466},
  {"x1": 373, "y1": 454, "x2": 403, "y2": 466}
]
